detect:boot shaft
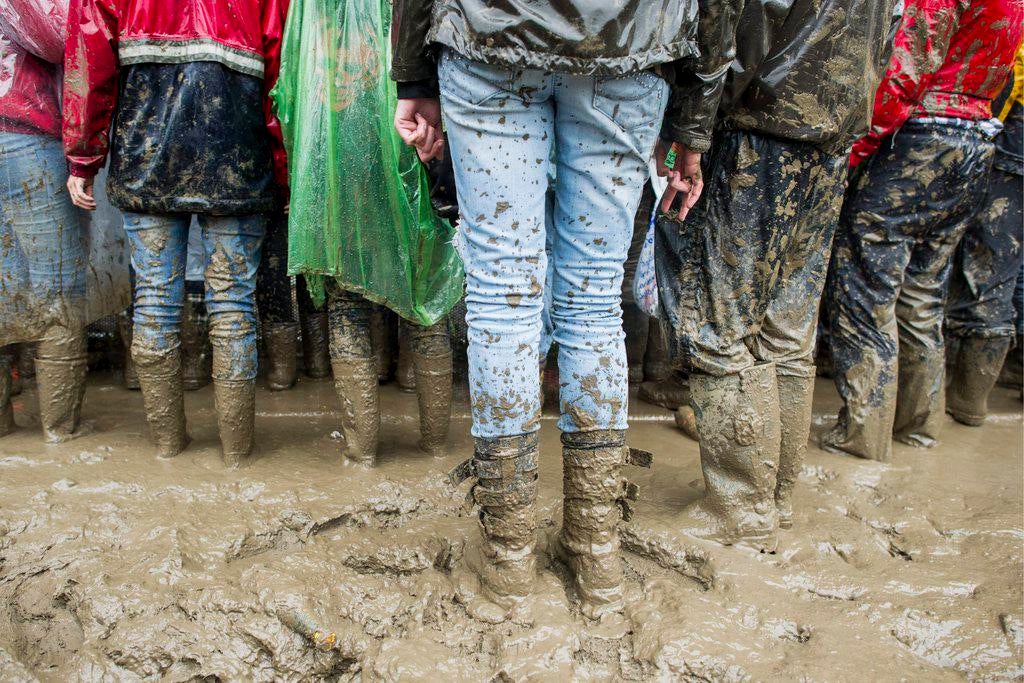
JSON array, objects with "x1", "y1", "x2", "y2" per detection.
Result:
[
  {"x1": 262, "y1": 322, "x2": 299, "y2": 391},
  {"x1": 947, "y1": 336, "x2": 1013, "y2": 426},
  {"x1": 331, "y1": 357, "x2": 380, "y2": 464},
  {"x1": 134, "y1": 348, "x2": 190, "y2": 458},
  {"x1": 213, "y1": 378, "x2": 256, "y2": 467}
]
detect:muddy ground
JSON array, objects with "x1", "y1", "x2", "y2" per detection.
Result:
[{"x1": 0, "y1": 373, "x2": 1021, "y2": 681}]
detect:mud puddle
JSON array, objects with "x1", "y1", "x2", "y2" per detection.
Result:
[{"x1": 0, "y1": 374, "x2": 1021, "y2": 680}]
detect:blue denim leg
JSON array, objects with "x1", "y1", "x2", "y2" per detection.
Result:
[
  {"x1": 122, "y1": 212, "x2": 191, "y2": 355},
  {"x1": 0, "y1": 133, "x2": 87, "y2": 334},
  {"x1": 440, "y1": 48, "x2": 666, "y2": 437},
  {"x1": 199, "y1": 214, "x2": 265, "y2": 381}
]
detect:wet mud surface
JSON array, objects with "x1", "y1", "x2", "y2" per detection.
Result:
[{"x1": 0, "y1": 375, "x2": 1021, "y2": 680}]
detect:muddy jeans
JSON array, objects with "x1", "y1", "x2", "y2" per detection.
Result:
[
  {"x1": 946, "y1": 164, "x2": 1023, "y2": 339},
  {"x1": 439, "y1": 49, "x2": 668, "y2": 437},
  {"x1": 655, "y1": 131, "x2": 848, "y2": 379},
  {"x1": 123, "y1": 212, "x2": 265, "y2": 380},
  {"x1": 826, "y1": 120, "x2": 994, "y2": 460},
  {"x1": 0, "y1": 132, "x2": 87, "y2": 343}
]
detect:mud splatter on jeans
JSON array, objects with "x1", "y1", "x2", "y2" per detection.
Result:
[
  {"x1": 439, "y1": 48, "x2": 667, "y2": 437},
  {"x1": 825, "y1": 119, "x2": 995, "y2": 461}
]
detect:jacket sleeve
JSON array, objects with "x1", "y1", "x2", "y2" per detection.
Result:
[
  {"x1": 63, "y1": 0, "x2": 119, "y2": 179},
  {"x1": 661, "y1": 0, "x2": 745, "y2": 153},
  {"x1": 262, "y1": 0, "x2": 290, "y2": 193},
  {"x1": 850, "y1": 0, "x2": 966, "y2": 166},
  {"x1": 390, "y1": 0, "x2": 436, "y2": 83},
  {"x1": 0, "y1": 0, "x2": 68, "y2": 63}
]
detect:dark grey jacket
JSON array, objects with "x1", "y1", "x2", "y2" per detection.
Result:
[{"x1": 390, "y1": 0, "x2": 742, "y2": 152}]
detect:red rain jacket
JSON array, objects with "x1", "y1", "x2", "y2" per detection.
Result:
[
  {"x1": 63, "y1": 0, "x2": 288, "y2": 186},
  {"x1": 852, "y1": 0, "x2": 1024, "y2": 166},
  {"x1": 0, "y1": 0, "x2": 66, "y2": 138}
]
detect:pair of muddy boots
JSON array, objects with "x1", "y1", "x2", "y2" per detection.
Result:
[
  {"x1": 675, "y1": 363, "x2": 815, "y2": 549},
  {"x1": 0, "y1": 332, "x2": 92, "y2": 442},
  {"x1": 947, "y1": 335, "x2": 1013, "y2": 426},
  {"x1": 451, "y1": 430, "x2": 649, "y2": 627}
]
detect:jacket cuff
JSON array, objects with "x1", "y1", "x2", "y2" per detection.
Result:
[
  {"x1": 397, "y1": 78, "x2": 439, "y2": 99},
  {"x1": 660, "y1": 124, "x2": 712, "y2": 154},
  {"x1": 68, "y1": 162, "x2": 98, "y2": 179}
]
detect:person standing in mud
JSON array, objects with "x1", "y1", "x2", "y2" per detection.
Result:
[
  {"x1": 824, "y1": 0, "x2": 1024, "y2": 463},
  {"x1": 391, "y1": 0, "x2": 718, "y2": 626},
  {"x1": 945, "y1": 43, "x2": 1024, "y2": 426},
  {"x1": 63, "y1": 0, "x2": 289, "y2": 466},
  {"x1": 655, "y1": 0, "x2": 901, "y2": 547},
  {"x1": 0, "y1": 0, "x2": 95, "y2": 443}
]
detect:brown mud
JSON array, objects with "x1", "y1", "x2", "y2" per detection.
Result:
[{"x1": 0, "y1": 376, "x2": 1021, "y2": 680}]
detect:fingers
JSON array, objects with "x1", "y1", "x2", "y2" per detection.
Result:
[
  {"x1": 417, "y1": 136, "x2": 445, "y2": 163},
  {"x1": 67, "y1": 177, "x2": 96, "y2": 210},
  {"x1": 660, "y1": 185, "x2": 677, "y2": 213}
]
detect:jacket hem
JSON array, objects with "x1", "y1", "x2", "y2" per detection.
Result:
[{"x1": 108, "y1": 191, "x2": 279, "y2": 216}]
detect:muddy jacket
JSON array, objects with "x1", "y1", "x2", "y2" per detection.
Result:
[
  {"x1": 390, "y1": 0, "x2": 741, "y2": 152},
  {"x1": 0, "y1": 0, "x2": 66, "y2": 138},
  {"x1": 851, "y1": 0, "x2": 1024, "y2": 166},
  {"x1": 717, "y1": 0, "x2": 901, "y2": 154},
  {"x1": 63, "y1": 0, "x2": 288, "y2": 215}
]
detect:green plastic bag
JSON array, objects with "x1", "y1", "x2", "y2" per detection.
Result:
[{"x1": 270, "y1": 0, "x2": 464, "y2": 326}]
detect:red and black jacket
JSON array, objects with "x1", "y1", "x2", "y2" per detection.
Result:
[{"x1": 63, "y1": 0, "x2": 288, "y2": 215}]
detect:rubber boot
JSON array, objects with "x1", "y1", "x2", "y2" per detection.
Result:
[
  {"x1": 410, "y1": 321, "x2": 452, "y2": 457},
  {"x1": 774, "y1": 373, "x2": 815, "y2": 530},
  {"x1": 35, "y1": 330, "x2": 92, "y2": 443},
  {"x1": 893, "y1": 351, "x2": 945, "y2": 448},
  {"x1": 118, "y1": 312, "x2": 139, "y2": 390},
  {"x1": 0, "y1": 348, "x2": 14, "y2": 437},
  {"x1": 997, "y1": 334, "x2": 1023, "y2": 389},
  {"x1": 559, "y1": 430, "x2": 649, "y2": 628},
  {"x1": 9, "y1": 345, "x2": 22, "y2": 396},
  {"x1": 450, "y1": 433, "x2": 539, "y2": 624},
  {"x1": 946, "y1": 336, "x2": 1012, "y2": 427},
  {"x1": 638, "y1": 371, "x2": 690, "y2": 410},
  {"x1": 181, "y1": 296, "x2": 212, "y2": 391},
  {"x1": 676, "y1": 364, "x2": 781, "y2": 551},
  {"x1": 18, "y1": 342, "x2": 35, "y2": 381},
  {"x1": 396, "y1": 330, "x2": 417, "y2": 393},
  {"x1": 300, "y1": 310, "x2": 331, "y2": 379},
  {"x1": 332, "y1": 357, "x2": 380, "y2": 464},
  {"x1": 371, "y1": 307, "x2": 396, "y2": 383},
  {"x1": 134, "y1": 348, "x2": 190, "y2": 458},
  {"x1": 214, "y1": 379, "x2": 256, "y2": 467},
  {"x1": 264, "y1": 322, "x2": 299, "y2": 391},
  {"x1": 622, "y1": 302, "x2": 650, "y2": 385},
  {"x1": 643, "y1": 318, "x2": 671, "y2": 383}
]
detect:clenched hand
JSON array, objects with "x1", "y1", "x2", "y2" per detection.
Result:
[
  {"x1": 67, "y1": 175, "x2": 96, "y2": 210},
  {"x1": 655, "y1": 140, "x2": 703, "y2": 219},
  {"x1": 395, "y1": 98, "x2": 445, "y2": 162}
]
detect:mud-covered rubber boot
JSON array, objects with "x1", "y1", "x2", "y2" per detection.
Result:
[
  {"x1": 893, "y1": 351, "x2": 945, "y2": 448},
  {"x1": 643, "y1": 318, "x2": 671, "y2": 383},
  {"x1": 0, "y1": 348, "x2": 14, "y2": 437},
  {"x1": 450, "y1": 433, "x2": 539, "y2": 624},
  {"x1": 638, "y1": 371, "x2": 690, "y2": 410},
  {"x1": 775, "y1": 373, "x2": 815, "y2": 530},
  {"x1": 559, "y1": 430, "x2": 650, "y2": 631},
  {"x1": 410, "y1": 321, "x2": 452, "y2": 457},
  {"x1": 946, "y1": 336, "x2": 1012, "y2": 427},
  {"x1": 300, "y1": 309, "x2": 331, "y2": 379},
  {"x1": 370, "y1": 306, "x2": 396, "y2": 383},
  {"x1": 997, "y1": 334, "x2": 1023, "y2": 389},
  {"x1": 264, "y1": 322, "x2": 299, "y2": 391},
  {"x1": 181, "y1": 297, "x2": 213, "y2": 392},
  {"x1": 118, "y1": 312, "x2": 140, "y2": 390},
  {"x1": 396, "y1": 330, "x2": 417, "y2": 393},
  {"x1": 332, "y1": 357, "x2": 380, "y2": 465},
  {"x1": 622, "y1": 302, "x2": 650, "y2": 385},
  {"x1": 134, "y1": 348, "x2": 190, "y2": 458},
  {"x1": 214, "y1": 379, "x2": 256, "y2": 467},
  {"x1": 677, "y1": 364, "x2": 781, "y2": 551},
  {"x1": 36, "y1": 330, "x2": 92, "y2": 443}
]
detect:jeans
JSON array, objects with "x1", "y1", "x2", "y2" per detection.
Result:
[
  {"x1": 439, "y1": 49, "x2": 668, "y2": 437},
  {"x1": 123, "y1": 212, "x2": 265, "y2": 381},
  {"x1": 0, "y1": 132, "x2": 87, "y2": 342}
]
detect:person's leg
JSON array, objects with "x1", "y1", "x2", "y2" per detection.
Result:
[
  {"x1": 750, "y1": 148, "x2": 848, "y2": 530},
  {"x1": 548, "y1": 70, "x2": 667, "y2": 623},
  {"x1": 893, "y1": 125, "x2": 994, "y2": 445},
  {"x1": 1002, "y1": 259, "x2": 1024, "y2": 388},
  {"x1": 257, "y1": 212, "x2": 298, "y2": 390},
  {"x1": 200, "y1": 213, "x2": 266, "y2": 466},
  {"x1": 297, "y1": 276, "x2": 331, "y2": 378},
  {"x1": 123, "y1": 211, "x2": 191, "y2": 457},
  {"x1": 440, "y1": 49, "x2": 554, "y2": 623},
  {"x1": 326, "y1": 284, "x2": 379, "y2": 464},
  {"x1": 824, "y1": 144, "x2": 917, "y2": 462},
  {"x1": 408, "y1": 319, "x2": 453, "y2": 456},
  {"x1": 0, "y1": 346, "x2": 14, "y2": 436},
  {"x1": 945, "y1": 167, "x2": 1021, "y2": 423}
]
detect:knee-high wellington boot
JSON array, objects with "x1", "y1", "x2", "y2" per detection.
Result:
[
  {"x1": 133, "y1": 344, "x2": 190, "y2": 458},
  {"x1": 774, "y1": 373, "x2": 815, "y2": 529},
  {"x1": 328, "y1": 290, "x2": 379, "y2": 465},
  {"x1": 35, "y1": 328, "x2": 92, "y2": 443},
  {"x1": 409, "y1": 320, "x2": 452, "y2": 456},
  {"x1": 947, "y1": 336, "x2": 1013, "y2": 426}
]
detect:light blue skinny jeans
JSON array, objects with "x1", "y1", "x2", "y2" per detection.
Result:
[
  {"x1": 439, "y1": 49, "x2": 668, "y2": 438},
  {"x1": 122, "y1": 212, "x2": 265, "y2": 381}
]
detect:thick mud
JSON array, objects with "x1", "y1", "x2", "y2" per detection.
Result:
[{"x1": 0, "y1": 375, "x2": 1021, "y2": 680}]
